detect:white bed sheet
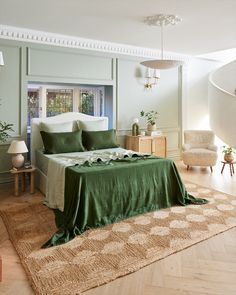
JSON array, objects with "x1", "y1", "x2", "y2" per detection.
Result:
[{"x1": 36, "y1": 147, "x2": 129, "y2": 176}]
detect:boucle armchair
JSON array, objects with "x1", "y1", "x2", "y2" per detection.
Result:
[{"x1": 182, "y1": 130, "x2": 218, "y2": 172}]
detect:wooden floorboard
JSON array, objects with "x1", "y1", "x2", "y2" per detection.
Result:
[{"x1": 0, "y1": 160, "x2": 236, "y2": 295}]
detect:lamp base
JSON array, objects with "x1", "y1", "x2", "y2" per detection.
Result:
[{"x1": 12, "y1": 154, "x2": 24, "y2": 168}]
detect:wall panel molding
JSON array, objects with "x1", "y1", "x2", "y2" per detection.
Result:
[
  {"x1": 27, "y1": 47, "x2": 114, "y2": 81},
  {"x1": 0, "y1": 171, "x2": 13, "y2": 184},
  {"x1": 0, "y1": 44, "x2": 22, "y2": 138}
]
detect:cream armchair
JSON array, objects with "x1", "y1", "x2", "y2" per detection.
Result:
[{"x1": 182, "y1": 130, "x2": 218, "y2": 172}]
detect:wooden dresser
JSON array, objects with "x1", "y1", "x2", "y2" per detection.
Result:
[{"x1": 126, "y1": 135, "x2": 167, "y2": 157}]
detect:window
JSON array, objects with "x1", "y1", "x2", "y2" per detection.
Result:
[
  {"x1": 28, "y1": 88, "x2": 40, "y2": 126},
  {"x1": 46, "y1": 89, "x2": 73, "y2": 117},
  {"x1": 27, "y1": 84, "x2": 106, "y2": 129},
  {"x1": 79, "y1": 87, "x2": 104, "y2": 117},
  {"x1": 27, "y1": 83, "x2": 113, "y2": 160}
]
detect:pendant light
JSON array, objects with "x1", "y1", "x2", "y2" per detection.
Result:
[{"x1": 141, "y1": 14, "x2": 183, "y2": 70}]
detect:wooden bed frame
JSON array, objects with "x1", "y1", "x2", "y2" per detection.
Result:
[{"x1": 31, "y1": 112, "x2": 108, "y2": 194}]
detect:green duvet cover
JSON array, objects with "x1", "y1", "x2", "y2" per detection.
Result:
[{"x1": 43, "y1": 155, "x2": 207, "y2": 247}]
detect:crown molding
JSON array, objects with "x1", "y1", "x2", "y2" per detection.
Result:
[{"x1": 0, "y1": 24, "x2": 191, "y2": 61}]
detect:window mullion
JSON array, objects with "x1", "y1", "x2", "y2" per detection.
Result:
[{"x1": 39, "y1": 86, "x2": 47, "y2": 118}]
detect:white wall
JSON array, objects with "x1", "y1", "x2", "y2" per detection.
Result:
[
  {"x1": 211, "y1": 60, "x2": 236, "y2": 95},
  {"x1": 209, "y1": 60, "x2": 236, "y2": 147},
  {"x1": 209, "y1": 80, "x2": 236, "y2": 147},
  {"x1": 182, "y1": 58, "x2": 222, "y2": 131},
  {"x1": 117, "y1": 58, "x2": 179, "y2": 131},
  {"x1": 116, "y1": 57, "x2": 182, "y2": 159}
]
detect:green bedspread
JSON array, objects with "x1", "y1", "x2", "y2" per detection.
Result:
[{"x1": 43, "y1": 156, "x2": 207, "y2": 248}]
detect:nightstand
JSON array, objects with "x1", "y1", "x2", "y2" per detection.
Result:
[
  {"x1": 10, "y1": 166, "x2": 36, "y2": 196},
  {"x1": 126, "y1": 135, "x2": 167, "y2": 157}
]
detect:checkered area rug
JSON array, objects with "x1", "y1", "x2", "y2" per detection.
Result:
[{"x1": 1, "y1": 182, "x2": 236, "y2": 295}]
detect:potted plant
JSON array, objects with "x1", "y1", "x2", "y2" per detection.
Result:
[
  {"x1": 0, "y1": 99, "x2": 14, "y2": 143},
  {"x1": 222, "y1": 146, "x2": 236, "y2": 162},
  {"x1": 140, "y1": 110, "x2": 158, "y2": 131},
  {"x1": 0, "y1": 121, "x2": 14, "y2": 143}
]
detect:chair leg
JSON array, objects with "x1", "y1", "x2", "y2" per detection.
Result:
[
  {"x1": 210, "y1": 166, "x2": 213, "y2": 173},
  {"x1": 187, "y1": 165, "x2": 189, "y2": 170}
]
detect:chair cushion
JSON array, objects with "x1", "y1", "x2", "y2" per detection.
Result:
[{"x1": 182, "y1": 148, "x2": 218, "y2": 167}]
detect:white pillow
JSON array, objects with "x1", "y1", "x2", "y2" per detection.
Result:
[
  {"x1": 39, "y1": 121, "x2": 74, "y2": 133},
  {"x1": 77, "y1": 119, "x2": 108, "y2": 131}
]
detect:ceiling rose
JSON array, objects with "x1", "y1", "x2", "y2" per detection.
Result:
[{"x1": 140, "y1": 14, "x2": 184, "y2": 70}]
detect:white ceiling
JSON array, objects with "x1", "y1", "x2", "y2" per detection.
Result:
[{"x1": 0, "y1": 0, "x2": 235, "y2": 55}]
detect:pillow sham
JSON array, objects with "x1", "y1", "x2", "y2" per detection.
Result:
[
  {"x1": 82, "y1": 129, "x2": 119, "y2": 151},
  {"x1": 77, "y1": 119, "x2": 108, "y2": 131},
  {"x1": 39, "y1": 121, "x2": 74, "y2": 133},
  {"x1": 40, "y1": 130, "x2": 85, "y2": 154}
]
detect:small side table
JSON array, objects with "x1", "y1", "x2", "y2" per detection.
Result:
[
  {"x1": 10, "y1": 166, "x2": 36, "y2": 196},
  {"x1": 221, "y1": 161, "x2": 236, "y2": 176}
]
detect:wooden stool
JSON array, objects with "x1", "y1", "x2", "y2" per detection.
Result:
[
  {"x1": 10, "y1": 166, "x2": 36, "y2": 196},
  {"x1": 221, "y1": 161, "x2": 236, "y2": 176}
]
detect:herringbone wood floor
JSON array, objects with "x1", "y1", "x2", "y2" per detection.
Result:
[{"x1": 0, "y1": 161, "x2": 236, "y2": 295}]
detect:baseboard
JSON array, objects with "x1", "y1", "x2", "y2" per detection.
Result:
[{"x1": 167, "y1": 150, "x2": 181, "y2": 161}]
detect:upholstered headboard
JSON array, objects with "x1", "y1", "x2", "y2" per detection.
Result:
[{"x1": 31, "y1": 112, "x2": 108, "y2": 165}]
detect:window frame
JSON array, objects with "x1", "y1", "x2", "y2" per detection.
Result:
[{"x1": 27, "y1": 83, "x2": 105, "y2": 127}]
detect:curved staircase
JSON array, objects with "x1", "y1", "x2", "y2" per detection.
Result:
[{"x1": 209, "y1": 60, "x2": 236, "y2": 146}]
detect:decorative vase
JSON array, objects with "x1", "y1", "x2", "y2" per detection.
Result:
[
  {"x1": 224, "y1": 153, "x2": 234, "y2": 163},
  {"x1": 147, "y1": 123, "x2": 157, "y2": 131},
  {"x1": 132, "y1": 118, "x2": 140, "y2": 136},
  {"x1": 132, "y1": 123, "x2": 139, "y2": 136}
]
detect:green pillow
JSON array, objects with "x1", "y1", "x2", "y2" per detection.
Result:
[
  {"x1": 40, "y1": 130, "x2": 85, "y2": 154},
  {"x1": 82, "y1": 129, "x2": 119, "y2": 150}
]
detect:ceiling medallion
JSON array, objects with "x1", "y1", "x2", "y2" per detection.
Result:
[{"x1": 141, "y1": 14, "x2": 183, "y2": 70}]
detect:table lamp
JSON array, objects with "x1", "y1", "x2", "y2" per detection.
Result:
[{"x1": 7, "y1": 140, "x2": 28, "y2": 168}]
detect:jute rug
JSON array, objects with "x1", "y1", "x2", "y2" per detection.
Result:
[{"x1": 1, "y1": 182, "x2": 236, "y2": 295}]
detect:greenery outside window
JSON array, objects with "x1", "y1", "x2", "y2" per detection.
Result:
[
  {"x1": 79, "y1": 87, "x2": 104, "y2": 117},
  {"x1": 28, "y1": 89, "x2": 39, "y2": 126},
  {"x1": 46, "y1": 89, "x2": 73, "y2": 117},
  {"x1": 27, "y1": 84, "x2": 105, "y2": 130}
]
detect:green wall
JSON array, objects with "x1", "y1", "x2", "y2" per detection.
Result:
[
  {"x1": 0, "y1": 38, "x2": 182, "y2": 183},
  {"x1": 116, "y1": 57, "x2": 182, "y2": 155}
]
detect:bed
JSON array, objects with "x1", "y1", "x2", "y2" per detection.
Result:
[
  {"x1": 31, "y1": 112, "x2": 207, "y2": 247},
  {"x1": 31, "y1": 112, "x2": 109, "y2": 194}
]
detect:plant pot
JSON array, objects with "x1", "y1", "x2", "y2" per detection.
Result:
[
  {"x1": 147, "y1": 123, "x2": 157, "y2": 131},
  {"x1": 224, "y1": 153, "x2": 234, "y2": 163}
]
